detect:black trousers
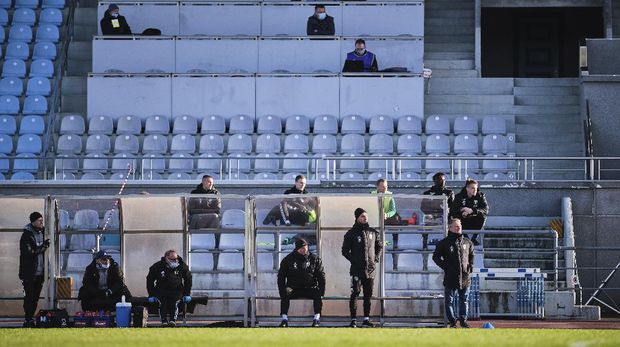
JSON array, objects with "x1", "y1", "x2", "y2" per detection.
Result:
[
  {"x1": 157, "y1": 295, "x2": 181, "y2": 323},
  {"x1": 462, "y1": 215, "x2": 486, "y2": 241},
  {"x1": 81, "y1": 296, "x2": 119, "y2": 312},
  {"x1": 280, "y1": 287, "x2": 322, "y2": 315},
  {"x1": 350, "y1": 276, "x2": 374, "y2": 318},
  {"x1": 22, "y1": 276, "x2": 44, "y2": 321}
]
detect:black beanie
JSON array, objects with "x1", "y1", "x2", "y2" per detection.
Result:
[
  {"x1": 108, "y1": 3, "x2": 119, "y2": 11},
  {"x1": 354, "y1": 208, "x2": 366, "y2": 220},
  {"x1": 294, "y1": 238, "x2": 308, "y2": 250},
  {"x1": 29, "y1": 211, "x2": 43, "y2": 223}
]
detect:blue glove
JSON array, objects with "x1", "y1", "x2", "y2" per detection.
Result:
[
  {"x1": 182, "y1": 296, "x2": 192, "y2": 303},
  {"x1": 148, "y1": 297, "x2": 158, "y2": 303}
]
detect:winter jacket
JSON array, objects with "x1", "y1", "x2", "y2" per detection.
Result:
[
  {"x1": 79, "y1": 259, "x2": 131, "y2": 301},
  {"x1": 277, "y1": 251, "x2": 326, "y2": 297},
  {"x1": 450, "y1": 188, "x2": 489, "y2": 230},
  {"x1": 423, "y1": 185, "x2": 454, "y2": 208},
  {"x1": 190, "y1": 184, "x2": 221, "y2": 214},
  {"x1": 307, "y1": 14, "x2": 335, "y2": 35},
  {"x1": 146, "y1": 257, "x2": 192, "y2": 298},
  {"x1": 100, "y1": 11, "x2": 132, "y2": 35},
  {"x1": 432, "y1": 232, "x2": 475, "y2": 290},
  {"x1": 19, "y1": 223, "x2": 47, "y2": 281},
  {"x1": 342, "y1": 222, "x2": 383, "y2": 279}
]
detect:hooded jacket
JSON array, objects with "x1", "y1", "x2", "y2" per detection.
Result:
[
  {"x1": 432, "y1": 232, "x2": 475, "y2": 289},
  {"x1": 146, "y1": 256, "x2": 192, "y2": 297},
  {"x1": 19, "y1": 223, "x2": 47, "y2": 280},
  {"x1": 277, "y1": 251, "x2": 326, "y2": 297},
  {"x1": 450, "y1": 187, "x2": 489, "y2": 230},
  {"x1": 100, "y1": 11, "x2": 132, "y2": 35},
  {"x1": 307, "y1": 14, "x2": 335, "y2": 35},
  {"x1": 190, "y1": 184, "x2": 221, "y2": 214},
  {"x1": 342, "y1": 222, "x2": 383, "y2": 279},
  {"x1": 79, "y1": 259, "x2": 131, "y2": 301}
]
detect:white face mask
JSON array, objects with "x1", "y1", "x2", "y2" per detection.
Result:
[
  {"x1": 317, "y1": 12, "x2": 327, "y2": 20},
  {"x1": 97, "y1": 262, "x2": 110, "y2": 270},
  {"x1": 111, "y1": 12, "x2": 119, "y2": 18}
]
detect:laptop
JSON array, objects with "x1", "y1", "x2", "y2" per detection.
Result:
[{"x1": 342, "y1": 60, "x2": 364, "y2": 73}]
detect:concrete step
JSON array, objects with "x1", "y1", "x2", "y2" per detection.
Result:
[
  {"x1": 425, "y1": 103, "x2": 514, "y2": 115},
  {"x1": 485, "y1": 249, "x2": 559, "y2": 260},
  {"x1": 525, "y1": 159, "x2": 585, "y2": 169},
  {"x1": 68, "y1": 41, "x2": 92, "y2": 61},
  {"x1": 429, "y1": 69, "x2": 479, "y2": 77},
  {"x1": 515, "y1": 95, "x2": 579, "y2": 106},
  {"x1": 424, "y1": 52, "x2": 474, "y2": 60},
  {"x1": 513, "y1": 86, "x2": 579, "y2": 96},
  {"x1": 425, "y1": 17, "x2": 473, "y2": 27},
  {"x1": 426, "y1": 94, "x2": 513, "y2": 104},
  {"x1": 426, "y1": 9, "x2": 474, "y2": 18},
  {"x1": 517, "y1": 133, "x2": 582, "y2": 143},
  {"x1": 484, "y1": 238, "x2": 555, "y2": 248},
  {"x1": 61, "y1": 94, "x2": 87, "y2": 114},
  {"x1": 511, "y1": 105, "x2": 580, "y2": 115},
  {"x1": 425, "y1": 1, "x2": 473, "y2": 10},
  {"x1": 516, "y1": 143, "x2": 585, "y2": 156},
  {"x1": 425, "y1": 25, "x2": 474, "y2": 36},
  {"x1": 77, "y1": 0, "x2": 98, "y2": 7},
  {"x1": 73, "y1": 25, "x2": 96, "y2": 41},
  {"x1": 74, "y1": 7, "x2": 97, "y2": 25},
  {"x1": 429, "y1": 78, "x2": 514, "y2": 95},
  {"x1": 425, "y1": 59, "x2": 475, "y2": 70},
  {"x1": 515, "y1": 115, "x2": 580, "y2": 125},
  {"x1": 67, "y1": 60, "x2": 91, "y2": 76},
  {"x1": 425, "y1": 43, "x2": 474, "y2": 52},
  {"x1": 424, "y1": 34, "x2": 474, "y2": 44},
  {"x1": 514, "y1": 78, "x2": 579, "y2": 87},
  {"x1": 484, "y1": 259, "x2": 555, "y2": 269},
  {"x1": 61, "y1": 76, "x2": 87, "y2": 96}
]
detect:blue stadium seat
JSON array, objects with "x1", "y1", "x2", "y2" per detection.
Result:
[
  {"x1": 169, "y1": 153, "x2": 194, "y2": 173},
  {"x1": 229, "y1": 114, "x2": 254, "y2": 134},
  {"x1": 199, "y1": 134, "x2": 224, "y2": 154},
  {"x1": 0, "y1": 153, "x2": 8, "y2": 172},
  {"x1": 11, "y1": 171, "x2": 35, "y2": 180},
  {"x1": 453, "y1": 134, "x2": 478, "y2": 154},
  {"x1": 142, "y1": 171, "x2": 163, "y2": 180},
  {"x1": 143, "y1": 134, "x2": 168, "y2": 154},
  {"x1": 339, "y1": 172, "x2": 364, "y2": 181},
  {"x1": 81, "y1": 172, "x2": 105, "y2": 180},
  {"x1": 33, "y1": 41, "x2": 57, "y2": 60},
  {"x1": 113, "y1": 134, "x2": 139, "y2": 154},
  {"x1": 340, "y1": 134, "x2": 365, "y2": 154},
  {"x1": 283, "y1": 134, "x2": 308, "y2": 153},
  {"x1": 168, "y1": 172, "x2": 191, "y2": 180},
  {"x1": 197, "y1": 153, "x2": 222, "y2": 173},
  {"x1": 26, "y1": 77, "x2": 51, "y2": 96},
  {"x1": 16, "y1": 133, "x2": 41, "y2": 153},
  {"x1": 29, "y1": 59, "x2": 54, "y2": 78},
  {"x1": 312, "y1": 134, "x2": 337, "y2": 154},
  {"x1": 0, "y1": 95, "x2": 20, "y2": 114},
  {"x1": 116, "y1": 115, "x2": 142, "y2": 134},
  {"x1": 425, "y1": 154, "x2": 451, "y2": 172},
  {"x1": 0, "y1": 134, "x2": 12, "y2": 153},
  {"x1": 0, "y1": 115, "x2": 16, "y2": 134},
  {"x1": 367, "y1": 171, "x2": 387, "y2": 182},
  {"x1": 227, "y1": 133, "x2": 252, "y2": 153},
  {"x1": 454, "y1": 115, "x2": 478, "y2": 135},
  {"x1": 54, "y1": 154, "x2": 78, "y2": 173},
  {"x1": 397, "y1": 134, "x2": 422, "y2": 154},
  {"x1": 339, "y1": 153, "x2": 364, "y2": 173},
  {"x1": 282, "y1": 172, "x2": 301, "y2": 182},
  {"x1": 16, "y1": 0, "x2": 39, "y2": 8},
  {"x1": 170, "y1": 134, "x2": 195, "y2": 153},
  {"x1": 142, "y1": 153, "x2": 165, "y2": 173},
  {"x1": 0, "y1": 27, "x2": 5, "y2": 43},
  {"x1": 200, "y1": 115, "x2": 225, "y2": 134},
  {"x1": 257, "y1": 115, "x2": 281, "y2": 134},
  {"x1": 23, "y1": 95, "x2": 48, "y2": 114},
  {"x1": 2, "y1": 59, "x2": 27, "y2": 78},
  {"x1": 254, "y1": 172, "x2": 278, "y2": 180},
  {"x1": 482, "y1": 154, "x2": 509, "y2": 172},
  {"x1": 88, "y1": 115, "x2": 113, "y2": 134},
  {"x1": 144, "y1": 115, "x2": 169, "y2": 134},
  {"x1": 12, "y1": 8, "x2": 36, "y2": 26},
  {"x1": 397, "y1": 154, "x2": 422, "y2": 172},
  {"x1": 425, "y1": 134, "x2": 450, "y2": 154},
  {"x1": 59, "y1": 114, "x2": 85, "y2": 135},
  {"x1": 36, "y1": 24, "x2": 60, "y2": 43},
  {"x1": 483, "y1": 172, "x2": 509, "y2": 181},
  {"x1": 0, "y1": 8, "x2": 8, "y2": 26},
  {"x1": 482, "y1": 116, "x2": 507, "y2": 135},
  {"x1": 39, "y1": 8, "x2": 63, "y2": 25},
  {"x1": 341, "y1": 115, "x2": 366, "y2": 134},
  {"x1": 56, "y1": 134, "x2": 82, "y2": 154},
  {"x1": 173, "y1": 115, "x2": 197, "y2": 134},
  {"x1": 285, "y1": 115, "x2": 309, "y2": 134},
  {"x1": 42, "y1": 0, "x2": 65, "y2": 9},
  {"x1": 282, "y1": 153, "x2": 308, "y2": 173},
  {"x1": 227, "y1": 152, "x2": 251, "y2": 173},
  {"x1": 369, "y1": 115, "x2": 394, "y2": 134},
  {"x1": 425, "y1": 115, "x2": 450, "y2": 135},
  {"x1": 85, "y1": 134, "x2": 111, "y2": 153},
  {"x1": 13, "y1": 152, "x2": 38, "y2": 171},
  {"x1": 312, "y1": 115, "x2": 338, "y2": 134},
  {"x1": 368, "y1": 134, "x2": 393, "y2": 154},
  {"x1": 19, "y1": 115, "x2": 44, "y2": 134},
  {"x1": 0, "y1": 0, "x2": 10, "y2": 8},
  {"x1": 109, "y1": 172, "x2": 131, "y2": 180},
  {"x1": 255, "y1": 133, "x2": 281, "y2": 154},
  {"x1": 0, "y1": 77, "x2": 24, "y2": 96},
  {"x1": 83, "y1": 153, "x2": 108, "y2": 172},
  {"x1": 111, "y1": 153, "x2": 136, "y2": 172},
  {"x1": 254, "y1": 153, "x2": 279, "y2": 173},
  {"x1": 6, "y1": 42, "x2": 30, "y2": 60},
  {"x1": 9, "y1": 25, "x2": 33, "y2": 43},
  {"x1": 368, "y1": 153, "x2": 390, "y2": 172},
  {"x1": 482, "y1": 134, "x2": 508, "y2": 154}
]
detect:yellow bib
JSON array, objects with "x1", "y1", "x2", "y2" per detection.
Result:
[{"x1": 111, "y1": 19, "x2": 120, "y2": 28}]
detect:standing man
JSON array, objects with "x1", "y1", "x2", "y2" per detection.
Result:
[
  {"x1": 450, "y1": 179, "x2": 489, "y2": 246},
  {"x1": 78, "y1": 251, "x2": 131, "y2": 312},
  {"x1": 343, "y1": 39, "x2": 379, "y2": 72},
  {"x1": 342, "y1": 208, "x2": 382, "y2": 327},
  {"x1": 307, "y1": 4, "x2": 335, "y2": 36},
  {"x1": 19, "y1": 211, "x2": 50, "y2": 327},
  {"x1": 277, "y1": 238, "x2": 326, "y2": 327},
  {"x1": 100, "y1": 4, "x2": 132, "y2": 35},
  {"x1": 421, "y1": 172, "x2": 455, "y2": 247},
  {"x1": 146, "y1": 250, "x2": 192, "y2": 327},
  {"x1": 432, "y1": 218, "x2": 474, "y2": 328}
]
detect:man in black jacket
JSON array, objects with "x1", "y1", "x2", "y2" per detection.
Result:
[
  {"x1": 263, "y1": 175, "x2": 316, "y2": 227},
  {"x1": 146, "y1": 250, "x2": 192, "y2": 327},
  {"x1": 100, "y1": 4, "x2": 132, "y2": 36},
  {"x1": 307, "y1": 5, "x2": 335, "y2": 36},
  {"x1": 423, "y1": 172, "x2": 454, "y2": 208},
  {"x1": 19, "y1": 212, "x2": 50, "y2": 327},
  {"x1": 421, "y1": 172, "x2": 455, "y2": 248},
  {"x1": 190, "y1": 174, "x2": 221, "y2": 215},
  {"x1": 341, "y1": 208, "x2": 382, "y2": 328},
  {"x1": 277, "y1": 238, "x2": 326, "y2": 327},
  {"x1": 432, "y1": 218, "x2": 475, "y2": 328},
  {"x1": 78, "y1": 250, "x2": 131, "y2": 312},
  {"x1": 450, "y1": 178, "x2": 489, "y2": 246}
]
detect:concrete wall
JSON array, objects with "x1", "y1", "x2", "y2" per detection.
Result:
[{"x1": 586, "y1": 39, "x2": 620, "y2": 75}]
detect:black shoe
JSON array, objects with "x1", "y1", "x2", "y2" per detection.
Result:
[
  {"x1": 312, "y1": 320, "x2": 320, "y2": 327},
  {"x1": 279, "y1": 320, "x2": 288, "y2": 327},
  {"x1": 459, "y1": 320, "x2": 470, "y2": 328},
  {"x1": 167, "y1": 321, "x2": 177, "y2": 328},
  {"x1": 362, "y1": 319, "x2": 376, "y2": 328},
  {"x1": 448, "y1": 321, "x2": 457, "y2": 328},
  {"x1": 161, "y1": 321, "x2": 169, "y2": 327},
  {"x1": 349, "y1": 320, "x2": 357, "y2": 328},
  {"x1": 23, "y1": 320, "x2": 35, "y2": 328}
]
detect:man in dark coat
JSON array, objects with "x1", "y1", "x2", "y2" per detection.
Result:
[
  {"x1": 423, "y1": 172, "x2": 455, "y2": 208},
  {"x1": 432, "y1": 218, "x2": 475, "y2": 328},
  {"x1": 100, "y1": 4, "x2": 132, "y2": 35},
  {"x1": 189, "y1": 174, "x2": 221, "y2": 216},
  {"x1": 307, "y1": 5, "x2": 335, "y2": 36},
  {"x1": 263, "y1": 175, "x2": 316, "y2": 227},
  {"x1": 19, "y1": 211, "x2": 50, "y2": 327},
  {"x1": 342, "y1": 208, "x2": 382, "y2": 327},
  {"x1": 78, "y1": 250, "x2": 131, "y2": 312},
  {"x1": 421, "y1": 172, "x2": 455, "y2": 247},
  {"x1": 450, "y1": 178, "x2": 489, "y2": 245},
  {"x1": 277, "y1": 238, "x2": 326, "y2": 327},
  {"x1": 146, "y1": 250, "x2": 192, "y2": 327}
]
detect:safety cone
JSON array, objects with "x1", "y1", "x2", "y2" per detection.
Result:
[{"x1": 482, "y1": 322, "x2": 495, "y2": 329}]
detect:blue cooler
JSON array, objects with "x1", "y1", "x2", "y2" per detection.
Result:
[{"x1": 115, "y1": 295, "x2": 132, "y2": 328}]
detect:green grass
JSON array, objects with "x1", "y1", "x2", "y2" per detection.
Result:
[{"x1": 1, "y1": 328, "x2": 619, "y2": 347}]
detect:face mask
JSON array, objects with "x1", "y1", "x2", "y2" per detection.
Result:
[
  {"x1": 111, "y1": 12, "x2": 119, "y2": 18},
  {"x1": 355, "y1": 49, "x2": 366, "y2": 55},
  {"x1": 97, "y1": 263, "x2": 110, "y2": 270},
  {"x1": 317, "y1": 12, "x2": 327, "y2": 20},
  {"x1": 167, "y1": 259, "x2": 179, "y2": 269}
]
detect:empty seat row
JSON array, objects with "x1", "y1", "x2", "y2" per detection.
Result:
[
  {"x1": 0, "y1": 76, "x2": 50, "y2": 95},
  {"x1": 0, "y1": 152, "x2": 38, "y2": 171},
  {"x1": 0, "y1": 7, "x2": 63, "y2": 26},
  {"x1": 2, "y1": 40, "x2": 57, "y2": 60},
  {"x1": 0, "y1": 113, "x2": 44, "y2": 134},
  {"x1": 3, "y1": 23, "x2": 59, "y2": 43},
  {"x1": 0, "y1": 132, "x2": 41, "y2": 153},
  {"x1": 2, "y1": 58, "x2": 53, "y2": 77},
  {"x1": 0, "y1": 94, "x2": 47, "y2": 113},
  {"x1": 0, "y1": 0, "x2": 65, "y2": 9}
]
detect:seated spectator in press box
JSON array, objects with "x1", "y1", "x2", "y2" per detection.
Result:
[
  {"x1": 78, "y1": 250, "x2": 132, "y2": 312},
  {"x1": 342, "y1": 39, "x2": 379, "y2": 73},
  {"x1": 100, "y1": 4, "x2": 132, "y2": 36},
  {"x1": 450, "y1": 179, "x2": 489, "y2": 246},
  {"x1": 146, "y1": 250, "x2": 192, "y2": 327},
  {"x1": 307, "y1": 4, "x2": 335, "y2": 36}
]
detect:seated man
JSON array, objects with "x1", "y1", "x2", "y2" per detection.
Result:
[
  {"x1": 450, "y1": 179, "x2": 489, "y2": 246},
  {"x1": 371, "y1": 178, "x2": 401, "y2": 225},
  {"x1": 100, "y1": 4, "x2": 132, "y2": 35},
  {"x1": 189, "y1": 175, "x2": 221, "y2": 228},
  {"x1": 277, "y1": 239, "x2": 325, "y2": 327},
  {"x1": 78, "y1": 251, "x2": 131, "y2": 312},
  {"x1": 146, "y1": 250, "x2": 192, "y2": 327},
  {"x1": 307, "y1": 4, "x2": 335, "y2": 36},
  {"x1": 342, "y1": 39, "x2": 378, "y2": 73},
  {"x1": 263, "y1": 175, "x2": 317, "y2": 227}
]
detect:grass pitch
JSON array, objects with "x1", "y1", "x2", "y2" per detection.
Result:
[{"x1": 2, "y1": 328, "x2": 620, "y2": 347}]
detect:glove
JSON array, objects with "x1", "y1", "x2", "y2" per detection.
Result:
[
  {"x1": 105, "y1": 289, "x2": 112, "y2": 297},
  {"x1": 42, "y1": 239, "x2": 51, "y2": 248},
  {"x1": 182, "y1": 296, "x2": 192, "y2": 303},
  {"x1": 148, "y1": 297, "x2": 158, "y2": 303}
]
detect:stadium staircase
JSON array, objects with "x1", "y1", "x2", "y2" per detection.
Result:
[{"x1": 614, "y1": 0, "x2": 620, "y2": 38}]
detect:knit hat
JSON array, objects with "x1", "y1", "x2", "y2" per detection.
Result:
[
  {"x1": 294, "y1": 238, "x2": 308, "y2": 250},
  {"x1": 94, "y1": 250, "x2": 112, "y2": 260},
  {"x1": 354, "y1": 207, "x2": 366, "y2": 220},
  {"x1": 29, "y1": 211, "x2": 43, "y2": 223},
  {"x1": 108, "y1": 4, "x2": 119, "y2": 11}
]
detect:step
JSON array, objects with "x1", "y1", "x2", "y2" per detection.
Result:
[
  {"x1": 483, "y1": 238, "x2": 556, "y2": 248},
  {"x1": 425, "y1": 25, "x2": 474, "y2": 36},
  {"x1": 429, "y1": 69, "x2": 479, "y2": 77},
  {"x1": 515, "y1": 115, "x2": 581, "y2": 125},
  {"x1": 523, "y1": 159, "x2": 585, "y2": 169},
  {"x1": 425, "y1": 94, "x2": 514, "y2": 104},
  {"x1": 426, "y1": 9, "x2": 474, "y2": 18},
  {"x1": 425, "y1": 43, "x2": 474, "y2": 53},
  {"x1": 428, "y1": 78, "x2": 514, "y2": 95},
  {"x1": 516, "y1": 143, "x2": 585, "y2": 156},
  {"x1": 516, "y1": 123, "x2": 582, "y2": 136},
  {"x1": 483, "y1": 259, "x2": 556, "y2": 269},
  {"x1": 511, "y1": 105, "x2": 581, "y2": 115},
  {"x1": 61, "y1": 94, "x2": 87, "y2": 113},
  {"x1": 515, "y1": 95, "x2": 579, "y2": 106},
  {"x1": 74, "y1": 7, "x2": 97, "y2": 25},
  {"x1": 514, "y1": 78, "x2": 579, "y2": 87},
  {"x1": 68, "y1": 41, "x2": 92, "y2": 61},
  {"x1": 424, "y1": 34, "x2": 474, "y2": 44},
  {"x1": 67, "y1": 60, "x2": 91, "y2": 76},
  {"x1": 517, "y1": 133, "x2": 582, "y2": 143},
  {"x1": 513, "y1": 86, "x2": 579, "y2": 96},
  {"x1": 425, "y1": 1, "x2": 473, "y2": 10},
  {"x1": 424, "y1": 52, "x2": 474, "y2": 60},
  {"x1": 61, "y1": 76, "x2": 87, "y2": 96},
  {"x1": 425, "y1": 103, "x2": 514, "y2": 115},
  {"x1": 77, "y1": 0, "x2": 98, "y2": 8},
  {"x1": 425, "y1": 59, "x2": 475, "y2": 70},
  {"x1": 425, "y1": 17, "x2": 474, "y2": 27},
  {"x1": 73, "y1": 25, "x2": 97, "y2": 41}
]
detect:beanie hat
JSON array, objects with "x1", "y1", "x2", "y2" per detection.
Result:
[
  {"x1": 29, "y1": 211, "x2": 43, "y2": 223},
  {"x1": 294, "y1": 238, "x2": 308, "y2": 250},
  {"x1": 94, "y1": 250, "x2": 112, "y2": 260},
  {"x1": 354, "y1": 208, "x2": 366, "y2": 220},
  {"x1": 108, "y1": 4, "x2": 119, "y2": 11}
]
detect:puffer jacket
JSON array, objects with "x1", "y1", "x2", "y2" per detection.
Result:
[
  {"x1": 341, "y1": 222, "x2": 383, "y2": 279},
  {"x1": 277, "y1": 251, "x2": 325, "y2": 296},
  {"x1": 432, "y1": 232, "x2": 475, "y2": 290}
]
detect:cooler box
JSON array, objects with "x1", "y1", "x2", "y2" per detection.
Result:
[{"x1": 116, "y1": 295, "x2": 132, "y2": 328}]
